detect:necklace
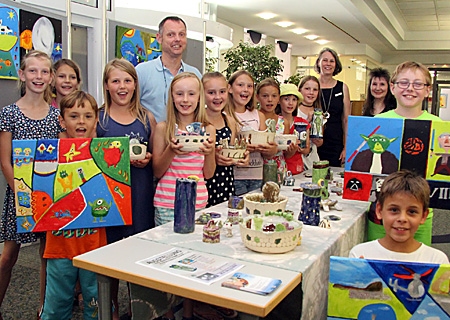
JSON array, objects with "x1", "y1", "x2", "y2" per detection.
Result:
[
  {"x1": 321, "y1": 87, "x2": 333, "y2": 119},
  {"x1": 300, "y1": 102, "x2": 313, "y2": 107}
]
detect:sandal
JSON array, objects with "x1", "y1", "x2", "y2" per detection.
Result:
[
  {"x1": 209, "y1": 306, "x2": 238, "y2": 319},
  {"x1": 193, "y1": 303, "x2": 224, "y2": 320}
]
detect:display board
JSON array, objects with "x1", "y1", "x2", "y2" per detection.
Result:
[
  {"x1": 328, "y1": 256, "x2": 450, "y2": 319},
  {"x1": 343, "y1": 116, "x2": 450, "y2": 209}
]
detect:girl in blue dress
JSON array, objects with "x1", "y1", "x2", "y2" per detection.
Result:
[{"x1": 97, "y1": 58, "x2": 156, "y2": 320}]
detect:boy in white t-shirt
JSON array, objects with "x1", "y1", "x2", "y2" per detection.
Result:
[{"x1": 350, "y1": 170, "x2": 448, "y2": 263}]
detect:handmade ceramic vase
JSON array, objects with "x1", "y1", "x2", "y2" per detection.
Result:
[
  {"x1": 174, "y1": 178, "x2": 197, "y2": 233},
  {"x1": 263, "y1": 160, "x2": 279, "y2": 186},
  {"x1": 310, "y1": 109, "x2": 325, "y2": 139},
  {"x1": 294, "y1": 121, "x2": 308, "y2": 149},
  {"x1": 312, "y1": 160, "x2": 330, "y2": 199},
  {"x1": 299, "y1": 182, "x2": 321, "y2": 226}
]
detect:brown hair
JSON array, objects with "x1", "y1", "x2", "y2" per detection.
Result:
[
  {"x1": 377, "y1": 170, "x2": 430, "y2": 211},
  {"x1": 164, "y1": 72, "x2": 208, "y2": 145},
  {"x1": 100, "y1": 58, "x2": 149, "y2": 131},
  {"x1": 53, "y1": 58, "x2": 82, "y2": 87},
  {"x1": 390, "y1": 61, "x2": 432, "y2": 87},
  {"x1": 158, "y1": 16, "x2": 186, "y2": 34},
  {"x1": 19, "y1": 50, "x2": 53, "y2": 103},
  {"x1": 60, "y1": 90, "x2": 98, "y2": 118},
  {"x1": 297, "y1": 75, "x2": 323, "y2": 114},
  {"x1": 314, "y1": 47, "x2": 342, "y2": 76},
  {"x1": 362, "y1": 68, "x2": 396, "y2": 116},
  {"x1": 256, "y1": 78, "x2": 280, "y2": 95},
  {"x1": 227, "y1": 70, "x2": 256, "y2": 111}
]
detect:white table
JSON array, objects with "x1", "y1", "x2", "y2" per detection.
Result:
[
  {"x1": 74, "y1": 169, "x2": 368, "y2": 320},
  {"x1": 73, "y1": 233, "x2": 301, "y2": 319}
]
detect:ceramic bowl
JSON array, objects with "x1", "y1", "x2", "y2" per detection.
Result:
[
  {"x1": 243, "y1": 193, "x2": 288, "y2": 216},
  {"x1": 239, "y1": 215, "x2": 303, "y2": 253},
  {"x1": 275, "y1": 134, "x2": 297, "y2": 151},
  {"x1": 175, "y1": 135, "x2": 209, "y2": 152},
  {"x1": 219, "y1": 147, "x2": 246, "y2": 163},
  {"x1": 238, "y1": 130, "x2": 275, "y2": 145},
  {"x1": 129, "y1": 143, "x2": 147, "y2": 160}
]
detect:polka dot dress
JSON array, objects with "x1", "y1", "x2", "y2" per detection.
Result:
[
  {"x1": 0, "y1": 104, "x2": 63, "y2": 244},
  {"x1": 206, "y1": 118, "x2": 235, "y2": 207}
]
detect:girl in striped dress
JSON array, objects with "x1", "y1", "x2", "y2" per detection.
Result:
[{"x1": 152, "y1": 72, "x2": 216, "y2": 226}]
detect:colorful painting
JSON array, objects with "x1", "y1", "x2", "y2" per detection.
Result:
[
  {"x1": 0, "y1": 4, "x2": 20, "y2": 79},
  {"x1": 116, "y1": 25, "x2": 161, "y2": 66},
  {"x1": 19, "y1": 9, "x2": 62, "y2": 62},
  {"x1": 343, "y1": 116, "x2": 450, "y2": 209},
  {"x1": 328, "y1": 256, "x2": 450, "y2": 319},
  {"x1": 13, "y1": 137, "x2": 131, "y2": 233}
]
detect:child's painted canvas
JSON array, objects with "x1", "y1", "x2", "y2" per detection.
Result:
[
  {"x1": 328, "y1": 256, "x2": 450, "y2": 319},
  {"x1": 0, "y1": 4, "x2": 20, "y2": 79},
  {"x1": 13, "y1": 137, "x2": 132, "y2": 233},
  {"x1": 116, "y1": 26, "x2": 161, "y2": 66},
  {"x1": 19, "y1": 9, "x2": 62, "y2": 62},
  {"x1": 343, "y1": 116, "x2": 450, "y2": 209}
]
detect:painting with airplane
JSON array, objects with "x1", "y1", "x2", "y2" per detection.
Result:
[{"x1": 328, "y1": 256, "x2": 450, "y2": 319}]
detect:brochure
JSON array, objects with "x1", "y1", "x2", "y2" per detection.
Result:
[
  {"x1": 221, "y1": 272, "x2": 282, "y2": 295},
  {"x1": 136, "y1": 247, "x2": 243, "y2": 285}
]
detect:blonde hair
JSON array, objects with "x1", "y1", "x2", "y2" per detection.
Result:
[
  {"x1": 390, "y1": 61, "x2": 431, "y2": 86},
  {"x1": 164, "y1": 72, "x2": 208, "y2": 144},
  {"x1": 100, "y1": 58, "x2": 149, "y2": 131},
  {"x1": 19, "y1": 50, "x2": 53, "y2": 103},
  {"x1": 378, "y1": 170, "x2": 430, "y2": 211}
]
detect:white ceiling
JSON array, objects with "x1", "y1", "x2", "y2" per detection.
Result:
[{"x1": 213, "y1": 0, "x2": 450, "y2": 65}]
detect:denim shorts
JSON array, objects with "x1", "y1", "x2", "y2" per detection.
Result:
[{"x1": 234, "y1": 179, "x2": 262, "y2": 196}]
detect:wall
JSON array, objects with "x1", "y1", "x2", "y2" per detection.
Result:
[
  {"x1": 295, "y1": 56, "x2": 367, "y2": 101},
  {"x1": 107, "y1": 20, "x2": 204, "y2": 72},
  {"x1": 438, "y1": 88, "x2": 450, "y2": 121},
  {"x1": 0, "y1": 0, "x2": 68, "y2": 107}
]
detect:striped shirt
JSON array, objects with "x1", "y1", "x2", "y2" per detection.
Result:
[{"x1": 154, "y1": 153, "x2": 208, "y2": 209}]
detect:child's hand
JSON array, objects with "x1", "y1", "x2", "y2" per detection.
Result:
[
  {"x1": 245, "y1": 143, "x2": 258, "y2": 152},
  {"x1": 311, "y1": 138, "x2": 323, "y2": 147},
  {"x1": 170, "y1": 138, "x2": 190, "y2": 155},
  {"x1": 235, "y1": 150, "x2": 250, "y2": 167},
  {"x1": 198, "y1": 137, "x2": 214, "y2": 155},
  {"x1": 258, "y1": 141, "x2": 278, "y2": 157},
  {"x1": 284, "y1": 142, "x2": 298, "y2": 158},
  {"x1": 131, "y1": 152, "x2": 151, "y2": 168},
  {"x1": 215, "y1": 146, "x2": 234, "y2": 166}
]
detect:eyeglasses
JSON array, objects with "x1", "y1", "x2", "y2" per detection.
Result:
[{"x1": 394, "y1": 80, "x2": 429, "y2": 90}]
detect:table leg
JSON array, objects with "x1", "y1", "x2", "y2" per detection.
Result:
[{"x1": 97, "y1": 274, "x2": 112, "y2": 320}]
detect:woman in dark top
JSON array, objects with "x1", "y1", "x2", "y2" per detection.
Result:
[
  {"x1": 362, "y1": 68, "x2": 396, "y2": 116},
  {"x1": 315, "y1": 47, "x2": 351, "y2": 167}
]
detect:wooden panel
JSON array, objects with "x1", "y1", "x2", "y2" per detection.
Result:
[{"x1": 351, "y1": 100, "x2": 364, "y2": 116}]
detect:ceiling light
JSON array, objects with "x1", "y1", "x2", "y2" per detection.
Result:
[
  {"x1": 276, "y1": 21, "x2": 294, "y2": 28},
  {"x1": 356, "y1": 60, "x2": 361, "y2": 64},
  {"x1": 256, "y1": 12, "x2": 277, "y2": 20},
  {"x1": 315, "y1": 39, "x2": 329, "y2": 45},
  {"x1": 290, "y1": 28, "x2": 308, "y2": 35},
  {"x1": 304, "y1": 34, "x2": 319, "y2": 40},
  {"x1": 350, "y1": 57, "x2": 357, "y2": 62}
]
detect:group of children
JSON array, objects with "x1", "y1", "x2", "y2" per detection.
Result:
[{"x1": 0, "y1": 49, "x2": 448, "y2": 320}]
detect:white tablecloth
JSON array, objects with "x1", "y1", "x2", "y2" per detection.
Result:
[{"x1": 137, "y1": 170, "x2": 368, "y2": 319}]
